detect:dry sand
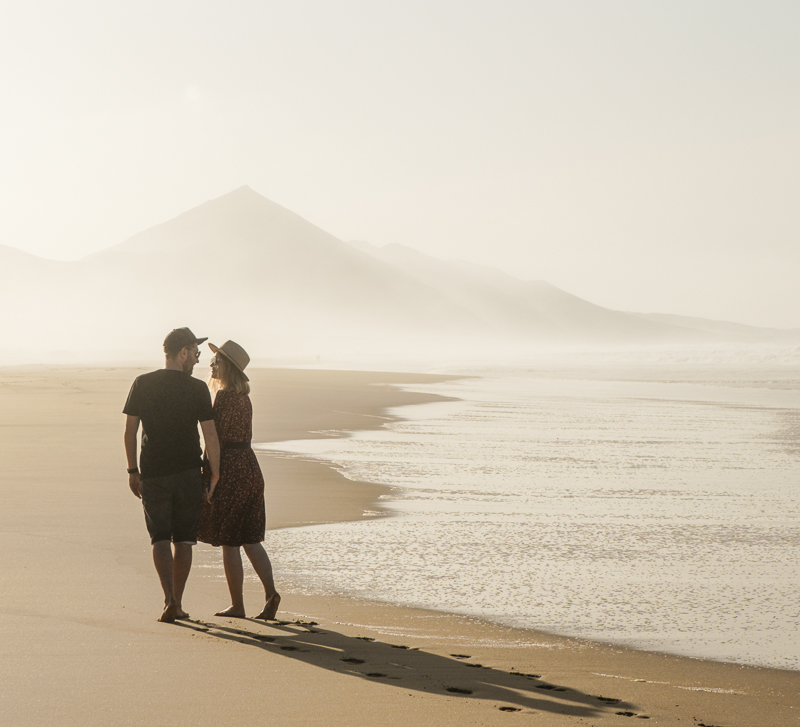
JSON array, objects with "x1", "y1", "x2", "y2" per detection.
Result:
[{"x1": 0, "y1": 365, "x2": 797, "y2": 726}]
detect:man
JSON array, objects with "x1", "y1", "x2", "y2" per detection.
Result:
[{"x1": 123, "y1": 327, "x2": 221, "y2": 623}]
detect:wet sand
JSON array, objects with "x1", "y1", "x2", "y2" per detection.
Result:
[{"x1": 0, "y1": 365, "x2": 797, "y2": 726}]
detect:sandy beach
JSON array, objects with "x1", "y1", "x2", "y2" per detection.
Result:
[{"x1": 0, "y1": 366, "x2": 798, "y2": 726}]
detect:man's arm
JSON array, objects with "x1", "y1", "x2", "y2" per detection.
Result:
[
  {"x1": 200, "y1": 419, "x2": 221, "y2": 501},
  {"x1": 124, "y1": 415, "x2": 142, "y2": 499}
]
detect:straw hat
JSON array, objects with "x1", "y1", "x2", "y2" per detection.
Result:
[{"x1": 208, "y1": 340, "x2": 250, "y2": 381}]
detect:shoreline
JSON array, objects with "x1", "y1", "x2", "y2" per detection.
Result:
[
  {"x1": 249, "y1": 367, "x2": 798, "y2": 674},
  {"x1": 246, "y1": 367, "x2": 461, "y2": 529},
  {"x1": 1, "y1": 364, "x2": 797, "y2": 726}
]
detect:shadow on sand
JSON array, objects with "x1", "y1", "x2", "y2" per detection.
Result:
[{"x1": 174, "y1": 617, "x2": 648, "y2": 719}]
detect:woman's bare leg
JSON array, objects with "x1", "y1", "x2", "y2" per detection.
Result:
[
  {"x1": 215, "y1": 545, "x2": 246, "y2": 617},
  {"x1": 242, "y1": 542, "x2": 280, "y2": 619}
]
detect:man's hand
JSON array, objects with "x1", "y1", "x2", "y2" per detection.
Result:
[{"x1": 128, "y1": 472, "x2": 142, "y2": 499}]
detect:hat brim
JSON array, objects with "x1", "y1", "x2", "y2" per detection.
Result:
[{"x1": 208, "y1": 343, "x2": 249, "y2": 381}]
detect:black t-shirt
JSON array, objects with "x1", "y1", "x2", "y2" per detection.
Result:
[{"x1": 123, "y1": 369, "x2": 215, "y2": 478}]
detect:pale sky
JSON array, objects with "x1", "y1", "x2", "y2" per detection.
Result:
[{"x1": 2, "y1": 1, "x2": 798, "y2": 328}]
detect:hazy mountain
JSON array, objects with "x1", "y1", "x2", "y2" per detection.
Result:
[
  {"x1": 629, "y1": 312, "x2": 800, "y2": 342},
  {"x1": 1, "y1": 186, "x2": 797, "y2": 361},
  {"x1": 349, "y1": 241, "x2": 705, "y2": 343},
  {"x1": 0, "y1": 243, "x2": 83, "y2": 354},
  {"x1": 84, "y1": 186, "x2": 487, "y2": 335}
]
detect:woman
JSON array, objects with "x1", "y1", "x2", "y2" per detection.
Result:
[{"x1": 197, "y1": 340, "x2": 280, "y2": 620}]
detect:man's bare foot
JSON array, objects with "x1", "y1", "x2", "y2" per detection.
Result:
[
  {"x1": 175, "y1": 608, "x2": 189, "y2": 619},
  {"x1": 255, "y1": 593, "x2": 281, "y2": 621},
  {"x1": 159, "y1": 602, "x2": 180, "y2": 623},
  {"x1": 215, "y1": 605, "x2": 247, "y2": 618}
]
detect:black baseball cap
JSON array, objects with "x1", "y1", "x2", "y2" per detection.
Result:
[{"x1": 163, "y1": 327, "x2": 208, "y2": 356}]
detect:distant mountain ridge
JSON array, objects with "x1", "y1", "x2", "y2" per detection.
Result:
[
  {"x1": 629, "y1": 311, "x2": 799, "y2": 341},
  {"x1": 349, "y1": 240, "x2": 702, "y2": 343},
  {"x1": 1, "y1": 186, "x2": 798, "y2": 360}
]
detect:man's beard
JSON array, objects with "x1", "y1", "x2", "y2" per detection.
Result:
[{"x1": 182, "y1": 360, "x2": 195, "y2": 375}]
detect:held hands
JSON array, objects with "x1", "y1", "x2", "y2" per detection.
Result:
[
  {"x1": 128, "y1": 471, "x2": 216, "y2": 502},
  {"x1": 205, "y1": 476, "x2": 220, "y2": 504},
  {"x1": 128, "y1": 472, "x2": 142, "y2": 499}
]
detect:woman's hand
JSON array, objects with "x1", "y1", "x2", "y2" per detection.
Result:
[{"x1": 205, "y1": 475, "x2": 220, "y2": 503}]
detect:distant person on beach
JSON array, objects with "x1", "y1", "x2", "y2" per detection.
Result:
[
  {"x1": 123, "y1": 327, "x2": 221, "y2": 623},
  {"x1": 197, "y1": 340, "x2": 280, "y2": 620}
]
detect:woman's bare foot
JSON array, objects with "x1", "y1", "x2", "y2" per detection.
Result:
[
  {"x1": 255, "y1": 593, "x2": 281, "y2": 621},
  {"x1": 215, "y1": 605, "x2": 247, "y2": 618}
]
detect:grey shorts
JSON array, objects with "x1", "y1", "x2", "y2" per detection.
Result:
[{"x1": 140, "y1": 468, "x2": 203, "y2": 545}]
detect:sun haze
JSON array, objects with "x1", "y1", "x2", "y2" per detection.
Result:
[{"x1": 1, "y1": 1, "x2": 798, "y2": 328}]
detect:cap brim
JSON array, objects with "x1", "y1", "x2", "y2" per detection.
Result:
[
  {"x1": 208, "y1": 342, "x2": 249, "y2": 380},
  {"x1": 195, "y1": 337, "x2": 208, "y2": 344}
]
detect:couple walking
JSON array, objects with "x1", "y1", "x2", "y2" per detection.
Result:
[{"x1": 123, "y1": 327, "x2": 280, "y2": 623}]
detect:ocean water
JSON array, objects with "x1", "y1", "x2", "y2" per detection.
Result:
[{"x1": 256, "y1": 363, "x2": 800, "y2": 670}]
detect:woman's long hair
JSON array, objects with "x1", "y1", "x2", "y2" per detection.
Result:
[{"x1": 210, "y1": 355, "x2": 250, "y2": 395}]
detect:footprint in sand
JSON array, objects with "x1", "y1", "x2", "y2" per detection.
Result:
[
  {"x1": 498, "y1": 707, "x2": 521, "y2": 712},
  {"x1": 297, "y1": 621, "x2": 321, "y2": 632},
  {"x1": 446, "y1": 687, "x2": 473, "y2": 695},
  {"x1": 366, "y1": 673, "x2": 387, "y2": 678},
  {"x1": 450, "y1": 654, "x2": 472, "y2": 659},
  {"x1": 597, "y1": 696, "x2": 621, "y2": 704},
  {"x1": 356, "y1": 636, "x2": 375, "y2": 642},
  {"x1": 341, "y1": 657, "x2": 366, "y2": 664}
]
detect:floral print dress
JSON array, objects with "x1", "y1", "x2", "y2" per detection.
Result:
[{"x1": 197, "y1": 390, "x2": 266, "y2": 547}]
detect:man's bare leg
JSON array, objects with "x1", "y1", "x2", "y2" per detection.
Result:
[
  {"x1": 243, "y1": 543, "x2": 280, "y2": 620},
  {"x1": 215, "y1": 545, "x2": 246, "y2": 617},
  {"x1": 153, "y1": 541, "x2": 192, "y2": 622},
  {"x1": 171, "y1": 543, "x2": 193, "y2": 620},
  {"x1": 153, "y1": 540, "x2": 178, "y2": 622}
]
